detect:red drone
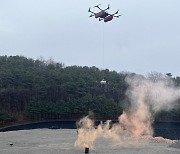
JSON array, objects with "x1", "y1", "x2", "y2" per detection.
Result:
[{"x1": 88, "y1": 4, "x2": 121, "y2": 22}]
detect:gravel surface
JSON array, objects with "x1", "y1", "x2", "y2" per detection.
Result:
[{"x1": 0, "y1": 129, "x2": 179, "y2": 154}]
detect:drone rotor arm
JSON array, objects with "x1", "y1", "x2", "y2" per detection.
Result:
[
  {"x1": 88, "y1": 8, "x2": 96, "y2": 14},
  {"x1": 104, "y1": 4, "x2": 110, "y2": 11},
  {"x1": 111, "y1": 10, "x2": 120, "y2": 16},
  {"x1": 94, "y1": 4, "x2": 101, "y2": 7},
  {"x1": 115, "y1": 10, "x2": 119, "y2": 15},
  {"x1": 94, "y1": 4, "x2": 102, "y2": 10}
]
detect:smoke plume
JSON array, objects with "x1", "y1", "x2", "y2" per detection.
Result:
[{"x1": 75, "y1": 74, "x2": 179, "y2": 148}]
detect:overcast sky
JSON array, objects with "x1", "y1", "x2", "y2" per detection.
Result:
[{"x1": 0, "y1": 0, "x2": 180, "y2": 76}]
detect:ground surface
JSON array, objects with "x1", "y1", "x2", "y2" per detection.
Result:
[{"x1": 0, "y1": 129, "x2": 179, "y2": 154}]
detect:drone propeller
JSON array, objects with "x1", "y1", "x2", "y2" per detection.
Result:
[
  {"x1": 103, "y1": 4, "x2": 110, "y2": 11},
  {"x1": 114, "y1": 10, "x2": 119, "y2": 15},
  {"x1": 107, "y1": 4, "x2": 110, "y2": 10},
  {"x1": 90, "y1": 14, "x2": 95, "y2": 17},
  {"x1": 94, "y1": 4, "x2": 101, "y2": 8},
  {"x1": 109, "y1": 10, "x2": 120, "y2": 16},
  {"x1": 94, "y1": 4, "x2": 103, "y2": 11},
  {"x1": 88, "y1": 8, "x2": 96, "y2": 14},
  {"x1": 99, "y1": 18, "x2": 103, "y2": 21},
  {"x1": 114, "y1": 14, "x2": 122, "y2": 18}
]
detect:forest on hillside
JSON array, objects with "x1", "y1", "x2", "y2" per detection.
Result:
[{"x1": 0, "y1": 56, "x2": 180, "y2": 126}]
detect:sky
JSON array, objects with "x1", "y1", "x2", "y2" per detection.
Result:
[{"x1": 0, "y1": 0, "x2": 180, "y2": 76}]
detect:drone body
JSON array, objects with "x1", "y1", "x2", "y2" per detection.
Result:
[
  {"x1": 104, "y1": 15, "x2": 113, "y2": 22},
  {"x1": 95, "y1": 11, "x2": 104, "y2": 18},
  {"x1": 88, "y1": 4, "x2": 121, "y2": 22}
]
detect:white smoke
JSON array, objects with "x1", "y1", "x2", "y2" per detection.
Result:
[
  {"x1": 75, "y1": 74, "x2": 179, "y2": 149},
  {"x1": 126, "y1": 75, "x2": 178, "y2": 112}
]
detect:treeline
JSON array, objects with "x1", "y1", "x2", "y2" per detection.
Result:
[
  {"x1": 0, "y1": 55, "x2": 179, "y2": 126},
  {"x1": 0, "y1": 56, "x2": 127, "y2": 125}
]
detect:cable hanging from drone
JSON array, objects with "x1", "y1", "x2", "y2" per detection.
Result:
[
  {"x1": 88, "y1": 4, "x2": 122, "y2": 86},
  {"x1": 88, "y1": 4, "x2": 122, "y2": 22}
]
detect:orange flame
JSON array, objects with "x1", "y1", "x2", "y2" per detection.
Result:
[{"x1": 83, "y1": 143, "x2": 89, "y2": 148}]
